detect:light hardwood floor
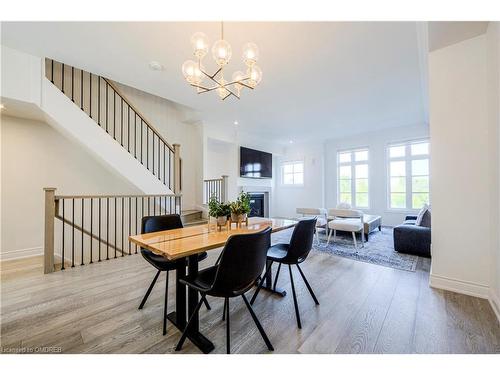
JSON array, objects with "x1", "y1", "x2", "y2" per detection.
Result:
[{"x1": 1, "y1": 228, "x2": 499, "y2": 354}]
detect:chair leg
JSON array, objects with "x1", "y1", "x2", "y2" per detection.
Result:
[
  {"x1": 201, "y1": 294, "x2": 211, "y2": 310},
  {"x1": 334, "y1": 229, "x2": 337, "y2": 242},
  {"x1": 361, "y1": 228, "x2": 365, "y2": 248},
  {"x1": 222, "y1": 297, "x2": 227, "y2": 321},
  {"x1": 326, "y1": 228, "x2": 332, "y2": 245},
  {"x1": 242, "y1": 294, "x2": 274, "y2": 351},
  {"x1": 288, "y1": 264, "x2": 302, "y2": 329},
  {"x1": 273, "y1": 263, "x2": 282, "y2": 291},
  {"x1": 225, "y1": 297, "x2": 230, "y2": 354},
  {"x1": 163, "y1": 271, "x2": 169, "y2": 335},
  {"x1": 352, "y1": 232, "x2": 358, "y2": 250},
  {"x1": 138, "y1": 270, "x2": 161, "y2": 310},
  {"x1": 175, "y1": 295, "x2": 205, "y2": 351},
  {"x1": 250, "y1": 261, "x2": 273, "y2": 305},
  {"x1": 296, "y1": 264, "x2": 319, "y2": 305}
]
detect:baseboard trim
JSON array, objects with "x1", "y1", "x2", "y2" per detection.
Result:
[
  {"x1": 0, "y1": 246, "x2": 43, "y2": 261},
  {"x1": 429, "y1": 273, "x2": 490, "y2": 299},
  {"x1": 488, "y1": 289, "x2": 500, "y2": 324}
]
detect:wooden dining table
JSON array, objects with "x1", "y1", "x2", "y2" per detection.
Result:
[{"x1": 129, "y1": 216, "x2": 297, "y2": 353}]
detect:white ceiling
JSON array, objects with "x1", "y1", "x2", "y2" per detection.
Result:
[{"x1": 1, "y1": 22, "x2": 429, "y2": 144}]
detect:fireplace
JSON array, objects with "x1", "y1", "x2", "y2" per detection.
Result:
[{"x1": 249, "y1": 193, "x2": 265, "y2": 218}]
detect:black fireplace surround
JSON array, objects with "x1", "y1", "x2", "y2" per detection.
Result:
[{"x1": 249, "y1": 193, "x2": 265, "y2": 217}]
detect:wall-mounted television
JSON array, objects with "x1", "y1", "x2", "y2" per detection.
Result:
[{"x1": 240, "y1": 147, "x2": 273, "y2": 178}]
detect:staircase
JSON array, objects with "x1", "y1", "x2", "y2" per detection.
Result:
[
  {"x1": 44, "y1": 58, "x2": 179, "y2": 196},
  {"x1": 181, "y1": 209, "x2": 207, "y2": 226}
]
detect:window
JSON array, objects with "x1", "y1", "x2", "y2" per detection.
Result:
[
  {"x1": 281, "y1": 161, "x2": 304, "y2": 185},
  {"x1": 388, "y1": 140, "x2": 429, "y2": 210},
  {"x1": 337, "y1": 149, "x2": 369, "y2": 208}
]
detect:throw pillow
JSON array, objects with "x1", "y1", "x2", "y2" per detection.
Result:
[
  {"x1": 415, "y1": 204, "x2": 429, "y2": 226},
  {"x1": 420, "y1": 208, "x2": 431, "y2": 228}
]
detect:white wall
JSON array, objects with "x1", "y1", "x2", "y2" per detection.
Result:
[
  {"x1": 0, "y1": 115, "x2": 141, "y2": 259},
  {"x1": 273, "y1": 141, "x2": 325, "y2": 218},
  {"x1": 429, "y1": 33, "x2": 497, "y2": 300}
]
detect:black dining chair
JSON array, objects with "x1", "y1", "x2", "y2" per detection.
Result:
[
  {"x1": 250, "y1": 217, "x2": 319, "y2": 329},
  {"x1": 175, "y1": 227, "x2": 274, "y2": 354},
  {"x1": 138, "y1": 214, "x2": 211, "y2": 335}
]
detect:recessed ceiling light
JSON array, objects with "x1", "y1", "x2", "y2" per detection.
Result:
[
  {"x1": 234, "y1": 121, "x2": 239, "y2": 125},
  {"x1": 289, "y1": 140, "x2": 294, "y2": 144},
  {"x1": 149, "y1": 61, "x2": 164, "y2": 71}
]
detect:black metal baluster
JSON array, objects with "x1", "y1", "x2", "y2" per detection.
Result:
[
  {"x1": 163, "y1": 144, "x2": 166, "y2": 185},
  {"x1": 152, "y1": 134, "x2": 155, "y2": 176},
  {"x1": 98, "y1": 198, "x2": 101, "y2": 262},
  {"x1": 121, "y1": 197, "x2": 124, "y2": 257},
  {"x1": 135, "y1": 197, "x2": 138, "y2": 254},
  {"x1": 113, "y1": 91, "x2": 116, "y2": 139},
  {"x1": 61, "y1": 63, "x2": 65, "y2": 93},
  {"x1": 134, "y1": 115, "x2": 137, "y2": 158},
  {"x1": 90, "y1": 198, "x2": 93, "y2": 264},
  {"x1": 158, "y1": 137, "x2": 161, "y2": 180},
  {"x1": 128, "y1": 196, "x2": 131, "y2": 255},
  {"x1": 114, "y1": 197, "x2": 117, "y2": 258},
  {"x1": 61, "y1": 198, "x2": 65, "y2": 270},
  {"x1": 153, "y1": 196, "x2": 156, "y2": 216},
  {"x1": 89, "y1": 73, "x2": 92, "y2": 118},
  {"x1": 80, "y1": 69, "x2": 84, "y2": 110},
  {"x1": 141, "y1": 119, "x2": 143, "y2": 164},
  {"x1": 72, "y1": 199, "x2": 75, "y2": 267},
  {"x1": 50, "y1": 59, "x2": 54, "y2": 83},
  {"x1": 81, "y1": 199, "x2": 84, "y2": 266},
  {"x1": 128, "y1": 105, "x2": 130, "y2": 153},
  {"x1": 120, "y1": 98, "x2": 123, "y2": 146},
  {"x1": 169, "y1": 151, "x2": 172, "y2": 190},
  {"x1": 148, "y1": 196, "x2": 151, "y2": 215},
  {"x1": 71, "y1": 66, "x2": 74, "y2": 101},
  {"x1": 98, "y1": 77, "x2": 101, "y2": 126},
  {"x1": 146, "y1": 127, "x2": 149, "y2": 170},
  {"x1": 106, "y1": 83, "x2": 108, "y2": 133},
  {"x1": 106, "y1": 197, "x2": 109, "y2": 260}
]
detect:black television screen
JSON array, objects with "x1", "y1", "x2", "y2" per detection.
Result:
[{"x1": 240, "y1": 147, "x2": 273, "y2": 178}]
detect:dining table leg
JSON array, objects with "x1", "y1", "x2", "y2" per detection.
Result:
[{"x1": 167, "y1": 256, "x2": 214, "y2": 353}]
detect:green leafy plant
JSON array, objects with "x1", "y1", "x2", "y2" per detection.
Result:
[
  {"x1": 208, "y1": 195, "x2": 231, "y2": 218},
  {"x1": 230, "y1": 192, "x2": 251, "y2": 215}
]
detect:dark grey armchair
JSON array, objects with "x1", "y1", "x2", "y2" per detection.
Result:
[{"x1": 393, "y1": 215, "x2": 431, "y2": 257}]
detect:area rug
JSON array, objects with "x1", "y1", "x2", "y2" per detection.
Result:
[{"x1": 312, "y1": 227, "x2": 419, "y2": 272}]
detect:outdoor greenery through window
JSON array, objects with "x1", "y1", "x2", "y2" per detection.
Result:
[
  {"x1": 388, "y1": 140, "x2": 429, "y2": 209},
  {"x1": 281, "y1": 161, "x2": 304, "y2": 185},
  {"x1": 337, "y1": 149, "x2": 369, "y2": 208}
]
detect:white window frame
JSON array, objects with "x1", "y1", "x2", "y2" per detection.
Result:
[
  {"x1": 280, "y1": 160, "x2": 304, "y2": 186},
  {"x1": 386, "y1": 139, "x2": 430, "y2": 211},
  {"x1": 337, "y1": 148, "x2": 370, "y2": 209}
]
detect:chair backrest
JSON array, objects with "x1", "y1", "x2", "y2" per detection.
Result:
[
  {"x1": 287, "y1": 217, "x2": 317, "y2": 261},
  {"x1": 328, "y1": 208, "x2": 363, "y2": 220},
  {"x1": 141, "y1": 214, "x2": 183, "y2": 234},
  {"x1": 141, "y1": 215, "x2": 183, "y2": 251},
  {"x1": 210, "y1": 227, "x2": 272, "y2": 296},
  {"x1": 296, "y1": 208, "x2": 327, "y2": 217}
]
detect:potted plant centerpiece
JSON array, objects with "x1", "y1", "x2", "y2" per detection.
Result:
[
  {"x1": 208, "y1": 195, "x2": 230, "y2": 227},
  {"x1": 229, "y1": 192, "x2": 251, "y2": 225}
]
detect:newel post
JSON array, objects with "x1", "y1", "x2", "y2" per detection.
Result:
[
  {"x1": 173, "y1": 144, "x2": 181, "y2": 194},
  {"x1": 43, "y1": 187, "x2": 56, "y2": 274},
  {"x1": 221, "y1": 175, "x2": 229, "y2": 203}
]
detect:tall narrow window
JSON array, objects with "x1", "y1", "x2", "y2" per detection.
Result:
[
  {"x1": 388, "y1": 140, "x2": 429, "y2": 209},
  {"x1": 337, "y1": 149, "x2": 369, "y2": 208}
]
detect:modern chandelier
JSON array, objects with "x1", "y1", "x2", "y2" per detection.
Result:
[{"x1": 181, "y1": 22, "x2": 262, "y2": 100}]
